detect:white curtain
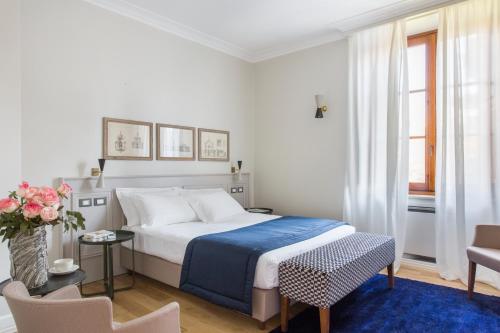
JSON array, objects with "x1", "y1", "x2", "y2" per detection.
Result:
[
  {"x1": 436, "y1": 0, "x2": 500, "y2": 289},
  {"x1": 344, "y1": 21, "x2": 409, "y2": 270}
]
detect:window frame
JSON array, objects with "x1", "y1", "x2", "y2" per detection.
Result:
[{"x1": 408, "y1": 30, "x2": 437, "y2": 196}]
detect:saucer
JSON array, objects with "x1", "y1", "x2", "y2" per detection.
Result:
[{"x1": 49, "y1": 264, "x2": 79, "y2": 275}]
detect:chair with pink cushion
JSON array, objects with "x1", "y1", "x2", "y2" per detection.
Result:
[
  {"x1": 467, "y1": 224, "x2": 500, "y2": 299},
  {"x1": 3, "y1": 281, "x2": 181, "y2": 333}
]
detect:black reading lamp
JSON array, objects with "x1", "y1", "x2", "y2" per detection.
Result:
[
  {"x1": 96, "y1": 158, "x2": 106, "y2": 188},
  {"x1": 237, "y1": 160, "x2": 243, "y2": 180},
  {"x1": 315, "y1": 94, "x2": 327, "y2": 118}
]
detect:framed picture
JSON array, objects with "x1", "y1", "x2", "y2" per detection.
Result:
[
  {"x1": 103, "y1": 117, "x2": 153, "y2": 160},
  {"x1": 198, "y1": 128, "x2": 230, "y2": 161},
  {"x1": 156, "y1": 123, "x2": 196, "y2": 160}
]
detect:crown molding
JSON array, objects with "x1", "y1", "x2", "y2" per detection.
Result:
[
  {"x1": 83, "y1": 0, "x2": 347, "y2": 63},
  {"x1": 83, "y1": 0, "x2": 254, "y2": 62},
  {"x1": 83, "y1": 0, "x2": 460, "y2": 63},
  {"x1": 254, "y1": 0, "x2": 461, "y2": 61},
  {"x1": 252, "y1": 31, "x2": 346, "y2": 63},
  {"x1": 332, "y1": 0, "x2": 457, "y2": 33}
]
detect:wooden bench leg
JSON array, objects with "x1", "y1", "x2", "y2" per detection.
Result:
[
  {"x1": 387, "y1": 262, "x2": 394, "y2": 289},
  {"x1": 319, "y1": 307, "x2": 330, "y2": 333},
  {"x1": 280, "y1": 295, "x2": 289, "y2": 332},
  {"x1": 468, "y1": 261, "x2": 477, "y2": 299}
]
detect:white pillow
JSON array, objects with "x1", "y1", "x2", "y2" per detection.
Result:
[
  {"x1": 116, "y1": 187, "x2": 180, "y2": 226},
  {"x1": 132, "y1": 193, "x2": 198, "y2": 226},
  {"x1": 183, "y1": 190, "x2": 246, "y2": 222}
]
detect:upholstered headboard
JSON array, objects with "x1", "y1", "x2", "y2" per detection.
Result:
[{"x1": 60, "y1": 173, "x2": 250, "y2": 282}]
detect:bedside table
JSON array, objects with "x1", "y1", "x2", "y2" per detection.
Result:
[
  {"x1": 0, "y1": 270, "x2": 86, "y2": 297},
  {"x1": 245, "y1": 207, "x2": 273, "y2": 215},
  {"x1": 78, "y1": 230, "x2": 135, "y2": 299}
]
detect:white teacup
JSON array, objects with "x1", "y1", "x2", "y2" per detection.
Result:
[{"x1": 53, "y1": 258, "x2": 73, "y2": 272}]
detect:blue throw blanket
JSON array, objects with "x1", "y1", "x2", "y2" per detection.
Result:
[{"x1": 180, "y1": 216, "x2": 346, "y2": 314}]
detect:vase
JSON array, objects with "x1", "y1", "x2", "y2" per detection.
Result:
[{"x1": 8, "y1": 226, "x2": 48, "y2": 289}]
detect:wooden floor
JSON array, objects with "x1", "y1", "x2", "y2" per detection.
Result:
[{"x1": 83, "y1": 263, "x2": 500, "y2": 333}]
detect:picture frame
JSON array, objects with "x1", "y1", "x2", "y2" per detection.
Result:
[
  {"x1": 198, "y1": 128, "x2": 230, "y2": 161},
  {"x1": 103, "y1": 117, "x2": 153, "y2": 160},
  {"x1": 156, "y1": 123, "x2": 196, "y2": 161}
]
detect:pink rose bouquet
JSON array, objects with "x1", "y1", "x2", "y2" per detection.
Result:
[{"x1": 0, "y1": 181, "x2": 85, "y2": 241}]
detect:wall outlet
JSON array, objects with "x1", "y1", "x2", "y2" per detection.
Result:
[
  {"x1": 79, "y1": 198, "x2": 92, "y2": 207},
  {"x1": 93, "y1": 197, "x2": 107, "y2": 206}
]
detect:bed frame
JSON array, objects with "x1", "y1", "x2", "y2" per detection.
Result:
[
  {"x1": 61, "y1": 173, "x2": 280, "y2": 328},
  {"x1": 120, "y1": 247, "x2": 280, "y2": 326}
]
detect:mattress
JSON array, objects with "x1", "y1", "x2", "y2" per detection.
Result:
[{"x1": 122, "y1": 212, "x2": 355, "y2": 289}]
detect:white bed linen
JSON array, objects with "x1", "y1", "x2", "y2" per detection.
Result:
[{"x1": 122, "y1": 213, "x2": 355, "y2": 289}]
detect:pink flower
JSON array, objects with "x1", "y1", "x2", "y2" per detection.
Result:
[
  {"x1": 39, "y1": 187, "x2": 60, "y2": 207},
  {"x1": 16, "y1": 181, "x2": 30, "y2": 197},
  {"x1": 0, "y1": 198, "x2": 20, "y2": 214},
  {"x1": 57, "y1": 183, "x2": 72, "y2": 197},
  {"x1": 24, "y1": 187, "x2": 40, "y2": 201},
  {"x1": 23, "y1": 202, "x2": 43, "y2": 219},
  {"x1": 40, "y1": 206, "x2": 59, "y2": 222}
]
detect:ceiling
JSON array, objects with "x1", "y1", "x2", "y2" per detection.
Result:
[{"x1": 85, "y1": 0, "x2": 455, "y2": 62}]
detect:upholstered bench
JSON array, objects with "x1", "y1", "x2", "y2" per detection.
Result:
[{"x1": 278, "y1": 232, "x2": 395, "y2": 333}]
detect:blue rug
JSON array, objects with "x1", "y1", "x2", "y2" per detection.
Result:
[{"x1": 270, "y1": 275, "x2": 500, "y2": 333}]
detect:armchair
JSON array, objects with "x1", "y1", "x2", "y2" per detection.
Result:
[
  {"x1": 466, "y1": 224, "x2": 500, "y2": 299},
  {"x1": 3, "y1": 281, "x2": 181, "y2": 333}
]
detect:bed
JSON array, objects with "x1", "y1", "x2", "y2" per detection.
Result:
[
  {"x1": 121, "y1": 213, "x2": 354, "y2": 290},
  {"x1": 60, "y1": 174, "x2": 354, "y2": 328},
  {"x1": 120, "y1": 211, "x2": 354, "y2": 325}
]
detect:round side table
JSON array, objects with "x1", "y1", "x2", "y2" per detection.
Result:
[
  {"x1": 245, "y1": 207, "x2": 274, "y2": 215},
  {"x1": 78, "y1": 230, "x2": 135, "y2": 299},
  {"x1": 0, "y1": 270, "x2": 86, "y2": 297}
]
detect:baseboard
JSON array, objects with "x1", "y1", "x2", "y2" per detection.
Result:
[
  {"x1": 0, "y1": 314, "x2": 16, "y2": 333},
  {"x1": 401, "y1": 257, "x2": 437, "y2": 272}
]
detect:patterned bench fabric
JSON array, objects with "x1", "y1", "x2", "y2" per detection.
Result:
[{"x1": 278, "y1": 232, "x2": 395, "y2": 308}]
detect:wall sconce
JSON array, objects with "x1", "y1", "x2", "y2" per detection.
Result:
[
  {"x1": 237, "y1": 160, "x2": 243, "y2": 181},
  {"x1": 315, "y1": 94, "x2": 327, "y2": 118},
  {"x1": 96, "y1": 158, "x2": 106, "y2": 188},
  {"x1": 232, "y1": 160, "x2": 243, "y2": 181}
]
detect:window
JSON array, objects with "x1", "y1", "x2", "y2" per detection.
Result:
[{"x1": 408, "y1": 31, "x2": 436, "y2": 195}]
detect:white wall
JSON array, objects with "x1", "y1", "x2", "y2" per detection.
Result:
[
  {"x1": 21, "y1": 0, "x2": 255, "y2": 182},
  {"x1": 254, "y1": 41, "x2": 348, "y2": 220},
  {"x1": 20, "y1": 0, "x2": 255, "y2": 262},
  {"x1": 0, "y1": 0, "x2": 21, "y2": 331},
  {"x1": 254, "y1": 38, "x2": 437, "y2": 259}
]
